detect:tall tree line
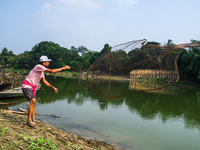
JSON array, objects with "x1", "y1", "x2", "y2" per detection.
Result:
[
  {"x1": 0, "y1": 41, "x2": 111, "y2": 71},
  {"x1": 0, "y1": 39, "x2": 200, "y2": 79}
]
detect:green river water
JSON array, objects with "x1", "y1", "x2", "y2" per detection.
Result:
[{"x1": 1, "y1": 76, "x2": 200, "y2": 150}]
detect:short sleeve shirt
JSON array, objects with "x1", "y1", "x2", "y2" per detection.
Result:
[{"x1": 22, "y1": 64, "x2": 47, "y2": 88}]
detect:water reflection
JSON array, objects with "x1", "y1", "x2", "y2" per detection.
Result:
[
  {"x1": 129, "y1": 80, "x2": 179, "y2": 94},
  {"x1": 0, "y1": 96, "x2": 27, "y2": 110},
  {"x1": 2, "y1": 76, "x2": 200, "y2": 149},
  {"x1": 126, "y1": 85, "x2": 200, "y2": 131},
  {"x1": 3, "y1": 75, "x2": 200, "y2": 132},
  {"x1": 35, "y1": 76, "x2": 200, "y2": 132}
]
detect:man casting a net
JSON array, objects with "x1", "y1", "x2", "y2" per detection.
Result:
[{"x1": 22, "y1": 56, "x2": 70, "y2": 127}]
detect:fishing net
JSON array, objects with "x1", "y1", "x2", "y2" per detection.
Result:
[{"x1": 86, "y1": 39, "x2": 200, "y2": 98}]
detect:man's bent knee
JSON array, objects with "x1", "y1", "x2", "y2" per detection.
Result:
[{"x1": 29, "y1": 98, "x2": 36, "y2": 106}]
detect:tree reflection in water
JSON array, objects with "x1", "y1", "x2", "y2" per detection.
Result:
[
  {"x1": 34, "y1": 76, "x2": 200, "y2": 132},
  {"x1": 3, "y1": 76, "x2": 200, "y2": 149}
]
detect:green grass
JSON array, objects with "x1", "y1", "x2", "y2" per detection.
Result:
[
  {"x1": 0, "y1": 126, "x2": 8, "y2": 136},
  {"x1": 22, "y1": 135, "x2": 57, "y2": 150}
]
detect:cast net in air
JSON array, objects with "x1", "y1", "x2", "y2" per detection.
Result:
[{"x1": 86, "y1": 39, "x2": 200, "y2": 98}]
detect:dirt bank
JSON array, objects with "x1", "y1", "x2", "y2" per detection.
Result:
[{"x1": 0, "y1": 109, "x2": 118, "y2": 150}]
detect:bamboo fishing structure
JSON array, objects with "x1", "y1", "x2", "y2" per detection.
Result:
[{"x1": 130, "y1": 69, "x2": 177, "y2": 79}]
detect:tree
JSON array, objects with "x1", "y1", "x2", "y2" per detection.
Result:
[
  {"x1": 177, "y1": 39, "x2": 200, "y2": 79},
  {"x1": 117, "y1": 50, "x2": 129, "y2": 63},
  {"x1": 78, "y1": 46, "x2": 88, "y2": 55},
  {"x1": 31, "y1": 41, "x2": 72, "y2": 68},
  {"x1": 189, "y1": 54, "x2": 200, "y2": 79},
  {"x1": 79, "y1": 53, "x2": 91, "y2": 71},
  {"x1": 0, "y1": 47, "x2": 16, "y2": 65},
  {"x1": 165, "y1": 39, "x2": 175, "y2": 46},
  {"x1": 190, "y1": 39, "x2": 200, "y2": 54},
  {"x1": 89, "y1": 51, "x2": 101, "y2": 65},
  {"x1": 146, "y1": 41, "x2": 161, "y2": 45},
  {"x1": 1, "y1": 47, "x2": 9, "y2": 56},
  {"x1": 100, "y1": 43, "x2": 111, "y2": 55}
]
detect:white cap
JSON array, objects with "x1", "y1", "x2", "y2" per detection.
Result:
[{"x1": 39, "y1": 56, "x2": 52, "y2": 62}]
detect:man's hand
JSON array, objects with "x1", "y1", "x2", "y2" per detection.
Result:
[
  {"x1": 62, "y1": 65, "x2": 70, "y2": 70},
  {"x1": 53, "y1": 87, "x2": 58, "y2": 93}
]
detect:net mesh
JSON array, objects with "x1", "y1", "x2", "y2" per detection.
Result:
[{"x1": 86, "y1": 39, "x2": 200, "y2": 98}]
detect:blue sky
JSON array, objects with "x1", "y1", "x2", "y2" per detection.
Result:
[{"x1": 0, "y1": 0, "x2": 200, "y2": 54}]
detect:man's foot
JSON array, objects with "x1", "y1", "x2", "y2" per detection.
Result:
[
  {"x1": 27, "y1": 119, "x2": 36, "y2": 127},
  {"x1": 32, "y1": 121, "x2": 37, "y2": 126}
]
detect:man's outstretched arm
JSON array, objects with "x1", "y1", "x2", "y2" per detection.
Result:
[{"x1": 44, "y1": 65, "x2": 70, "y2": 74}]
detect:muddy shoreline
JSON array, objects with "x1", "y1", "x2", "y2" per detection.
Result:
[{"x1": 0, "y1": 109, "x2": 119, "y2": 149}]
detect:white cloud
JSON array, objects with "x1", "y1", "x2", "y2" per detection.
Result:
[
  {"x1": 37, "y1": 0, "x2": 139, "y2": 50},
  {"x1": 59, "y1": 0, "x2": 100, "y2": 9},
  {"x1": 43, "y1": 3, "x2": 52, "y2": 10},
  {"x1": 40, "y1": 3, "x2": 52, "y2": 17},
  {"x1": 117, "y1": 0, "x2": 137, "y2": 7},
  {"x1": 38, "y1": 0, "x2": 101, "y2": 34}
]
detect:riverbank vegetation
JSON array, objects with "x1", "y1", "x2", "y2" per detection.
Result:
[{"x1": 0, "y1": 39, "x2": 200, "y2": 81}]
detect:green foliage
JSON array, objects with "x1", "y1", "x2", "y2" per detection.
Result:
[
  {"x1": 191, "y1": 39, "x2": 200, "y2": 54},
  {"x1": 165, "y1": 39, "x2": 175, "y2": 46},
  {"x1": 177, "y1": 40, "x2": 200, "y2": 79},
  {"x1": 31, "y1": 41, "x2": 71, "y2": 68},
  {"x1": 189, "y1": 54, "x2": 200, "y2": 79},
  {"x1": 1, "y1": 47, "x2": 9, "y2": 56},
  {"x1": 66, "y1": 141, "x2": 72, "y2": 148},
  {"x1": 0, "y1": 41, "x2": 93, "y2": 71},
  {"x1": 89, "y1": 51, "x2": 101, "y2": 64},
  {"x1": 0, "y1": 126, "x2": 8, "y2": 136},
  {"x1": 145, "y1": 52, "x2": 152, "y2": 58},
  {"x1": 24, "y1": 135, "x2": 57, "y2": 150},
  {"x1": 146, "y1": 41, "x2": 161, "y2": 45},
  {"x1": 177, "y1": 50, "x2": 193, "y2": 72},
  {"x1": 1, "y1": 39, "x2": 200, "y2": 80},
  {"x1": 100, "y1": 43, "x2": 111, "y2": 55},
  {"x1": 14, "y1": 64, "x2": 21, "y2": 69},
  {"x1": 0, "y1": 47, "x2": 16, "y2": 65}
]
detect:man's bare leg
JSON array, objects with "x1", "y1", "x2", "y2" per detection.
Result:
[
  {"x1": 27, "y1": 98, "x2": 36, "y2": 127},
  {"x1": 32, "y1": 98, "x2": 37, "y2": 125}
]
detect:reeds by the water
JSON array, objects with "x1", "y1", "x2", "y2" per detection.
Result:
[{"x1": 130, "y1": 69, "x2": 177, "y2": 79}]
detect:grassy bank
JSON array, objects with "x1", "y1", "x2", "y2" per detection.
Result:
[{"x1": 0, "y1": 109, "x2": 118, "y2": 150}]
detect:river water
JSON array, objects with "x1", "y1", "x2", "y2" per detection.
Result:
[{"x1": 1, "y1": 76, "x2": 200, "y2": 150}]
